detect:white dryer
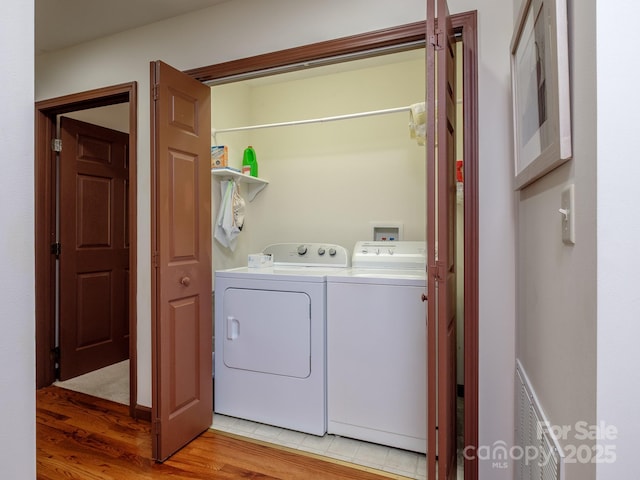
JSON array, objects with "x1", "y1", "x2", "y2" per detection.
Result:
[
  {"x1": 214, "y1": 243, "x2": 349, "y2": 436},
  {"x1": 327, "y1": 241, "x2": 427, "y2": 452}
]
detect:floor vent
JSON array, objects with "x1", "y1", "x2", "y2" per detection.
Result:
[{"x1": 516, "y1": 360, "x2": 565, "y2": 480}]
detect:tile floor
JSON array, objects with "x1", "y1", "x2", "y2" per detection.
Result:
[
  {"x1": 211, "y1": 413, "x2": 464, "y2": 479},
  {"x1": 55, "y1": 359, "x2": 129, "y2": 405}
]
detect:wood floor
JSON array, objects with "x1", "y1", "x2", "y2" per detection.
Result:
[{"x1": 37, "y1": 386, "x2": 397, "y2": 479}]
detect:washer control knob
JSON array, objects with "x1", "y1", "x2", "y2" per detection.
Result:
[
  {"x1": 328, "y1": 248, "x2": 337, "y2": 256},
  {"x1": 317, "y1": 247, "x2": 326, "y2": 256},
  {"x1": 388, "y1": 248, "x2": 394, "y2": 255},
  {"x1": 297, "y1": 245, "x2": 308, "y2": 255}
]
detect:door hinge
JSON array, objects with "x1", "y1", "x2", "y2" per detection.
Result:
[
  {"x1": 153, "y1": 419, "x2": 161, "y2": 435},
  {"x1": 429, "y1": 32, "x2": 444, "y2": 50},
  {"x1": 52, "y1": 346, "x2": 60, "y2": 377},
  {"x1": 430, "y1": 261, "x2": 446, "y2": 283},
  {"x1": 51, "y1": 138, "x2": 62, "y2": 152},
  {"x1": 152, "y1": 251, "x2": 159, "y2": 268},
  {"x1": 430, "y1": 264, "x2": 438, "y2": 282},
  {"x1": 51, "y1": 242, "x2": 61, "y2": 258}
]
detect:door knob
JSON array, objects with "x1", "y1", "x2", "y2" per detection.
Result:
[{"x1": 180, "y1": 276, "x2": 191, "y2": 287}]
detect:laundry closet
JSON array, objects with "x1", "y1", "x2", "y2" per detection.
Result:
[
  {"x1": 210, "y1": 48, "x2": 427, "y2": 272},
  {"x1": 210, "y1": 48, "x2": 431, "y2": 454}
]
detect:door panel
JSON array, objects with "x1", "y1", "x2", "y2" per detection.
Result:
[
  {"x1": 59, "y1": 117, "x2": 129, "y2": 380},
  {"x1": 438, "y1": 3, "x2": 458, "y2": 477},
  {"x1": 151, "y1": 60, "x2": 212, "y2": 462},
  {"x1": 427, "y1": 0, "x2": 457, "y2": 477}
]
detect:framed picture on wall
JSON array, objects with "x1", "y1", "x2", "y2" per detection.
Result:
[{"x1": 510, "y1": 0, "x2": 571, "y2": 190}]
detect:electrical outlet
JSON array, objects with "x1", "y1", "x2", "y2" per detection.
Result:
[{"x1": 560, "y1": 184, "x2": 575, "y2": 245}]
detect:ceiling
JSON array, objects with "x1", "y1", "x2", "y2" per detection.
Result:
[
  {"x1": 35, "y1": 0, "x2": 425, "y2": 85},
  {"x1": 35, "y1": 0, "x2": 229, "y2": 54}
]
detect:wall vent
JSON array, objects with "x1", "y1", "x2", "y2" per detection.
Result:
[{"x1": 515, "y1": 360, "x2": 565, "y2": 480}]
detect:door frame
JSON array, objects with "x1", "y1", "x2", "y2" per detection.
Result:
[
  {"x1": 34, "y1": 82, "x2": 140, "y2": 417},
  {"x1": 184, "y1": 14, "x2": 479, "y2": 479},
  {"x1": 455, "y1": 12, "x2": 479, "y2": 480}
]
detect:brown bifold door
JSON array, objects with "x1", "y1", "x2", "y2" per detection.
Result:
[
  {"x1": 58, "y1": 117, "x2": 129, "y2": 381},
  {"x1": 150, "y1": 60, "x2": 212, "y2": 461},
  {"x1": 426, "y1": 0, "x2": 457, "y2": 478}
]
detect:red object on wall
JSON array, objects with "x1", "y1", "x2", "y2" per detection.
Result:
[{"x1": 456, "y1": 160, "x2": 464, "y2": 183}]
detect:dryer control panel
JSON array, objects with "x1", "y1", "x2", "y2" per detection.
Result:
[{"x1": 263, "y1": 243, "x2": 350, "y2": 267}]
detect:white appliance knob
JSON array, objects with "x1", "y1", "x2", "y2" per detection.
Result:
[
  {"x1": 328, "y1": 248, "x2": 337, "y2": 256},
  {"x1": 318, "y1": 247, "x2": 326, "y2": 255},
  {"x1": 297, "y1": 245, "x2": 308, "y2": 255},
  {"x1": 388, "y1": 248, "x2": 394, "y2": 255},
  {"x1": 375, "y1": 248, "x2": 380, "y2": 255}
]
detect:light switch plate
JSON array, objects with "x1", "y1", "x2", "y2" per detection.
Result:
[{"x1": 561, "y1": 184, "x2": 575, "y2": 244}]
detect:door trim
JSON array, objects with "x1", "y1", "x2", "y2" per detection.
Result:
[
  {"x1": 34, "y1": 82, "x2": 140, "y2": 417},
  {"x1": 454, "y1": 12, "x2": 480, "y2": 480},
  {"x1": 183, "y1": 15, "x2": 479, "y2": 479},
  {"x1": 185, "y1": 22, "x2": 427, "y2": 83}
]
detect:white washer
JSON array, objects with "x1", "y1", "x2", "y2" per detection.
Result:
[
  {"x1": 327, "y1": 241, "x2": 427, "y2": 453},
  {"x1": 214, "y1": 243, "x2": 349, "y2": 436}
]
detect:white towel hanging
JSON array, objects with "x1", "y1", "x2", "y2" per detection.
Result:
[
  {"x1": 214, "y1": 180, "x2": 244, "y2": 251},
  {"x1": 409, "y1": 102, "x2": 426, "y2": 146}
]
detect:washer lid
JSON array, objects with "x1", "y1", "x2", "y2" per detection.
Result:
[
  {"x1": 215, "y1": 266, "x2": 335, "y2": 282},
  {"x1": 326, "y1": 268, "x2": 426, "y2": 286},
  {"x1": 352, "y1": 241, "x2": 426, "y2": 269}
]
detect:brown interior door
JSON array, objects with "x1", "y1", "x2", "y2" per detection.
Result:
[
  {"x1": 427, "y1": 0, "x2": 457, "y2": 478},
  {"x1": 150, "y1": 60, "x2": 212, "y2": 462},
  {"x1": 58, "y1": 117, "x2": 129, "y2": 381}
]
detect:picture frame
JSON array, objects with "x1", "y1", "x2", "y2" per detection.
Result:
[{"x1": 510, "y1": 0, "x2": 571, "y2": 190}]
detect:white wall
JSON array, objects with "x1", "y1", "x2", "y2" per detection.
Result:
[
  {"x1": 515, "y1": 0, "x2": 597, "y2": 478},
  {"x1": 596, "y1": 1, "x2": 640, "y2": 477},
  {"x1": 0, "y1": 1, "x2": 36, "y2": 478},
  {"x1": 211, "y1": 51, "x2": 426, "y2": 272},
  {"x1": 211, "y1": 81, "x2": 252, "y2": 272},
  {"x1": 447, "y1": 0, "x2": 517, "y2": 477},
  {"x1": 64, "y1": 104, "x2": 130, "y2": 133}
]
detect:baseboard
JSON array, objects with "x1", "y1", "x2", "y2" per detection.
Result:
[{"x1": 134, "y1": 404, "x2": 152, "y2": 422}]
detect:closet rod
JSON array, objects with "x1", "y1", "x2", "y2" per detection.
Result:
[{"x1": 212, "y1": 105, "x2": 412, "y2": 135}]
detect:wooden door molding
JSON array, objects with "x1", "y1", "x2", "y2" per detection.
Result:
[
  {"x1": 452, "y1": 11, "x2": 480, "y2": 480},
  {"x1": 34, "y1": 82, "x2": 139, "y2": 417},
  {"x1": 185, "y1": 22, "x2": 426, "y2": 84},
  {"x1": 183, "y1": 17, "x2": 479, "y2": 478}
]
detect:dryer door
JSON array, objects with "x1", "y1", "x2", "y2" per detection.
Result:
[{"x1": 222, "y1": 288, "x2": 311, "y2": 378}]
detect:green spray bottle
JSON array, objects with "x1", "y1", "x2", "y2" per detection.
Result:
[{"x1": 242, "y1": 146, "x2": 258, "y2": 177}]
